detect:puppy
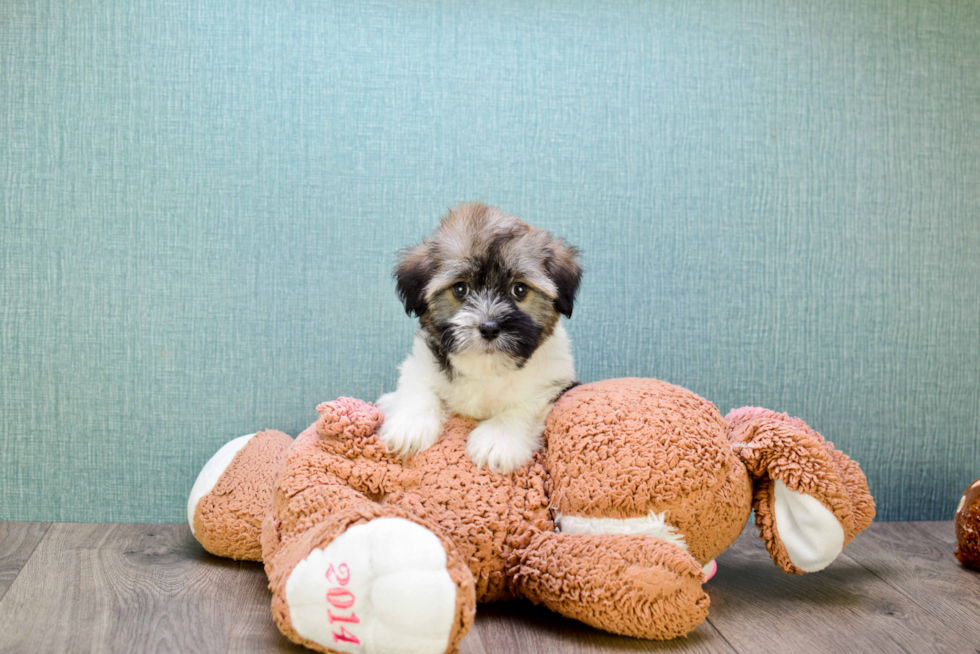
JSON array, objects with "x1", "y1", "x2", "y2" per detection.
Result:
[{"x1": 377, "y1": 202, "x2": 582, "y2": 473}]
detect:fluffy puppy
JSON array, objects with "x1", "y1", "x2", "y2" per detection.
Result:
[{"x1": 377, "y1": 202, "x2": 582, "y2": 473}]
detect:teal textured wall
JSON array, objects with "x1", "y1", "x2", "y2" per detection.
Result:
[{"x1": 2, "y1": 0, "x2": 978, "y2": 523}]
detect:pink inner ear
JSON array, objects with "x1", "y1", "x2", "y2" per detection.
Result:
[{"x1": 703, "y1": 559, "x2": 718, "y2": 582}]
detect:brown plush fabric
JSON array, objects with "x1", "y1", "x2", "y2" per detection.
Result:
[
  {"x1": 726, "y1": 407, "x2": 876, "y2": 573},
  {"x1": 545, "y1": 378, "x2": 753, "y2": 565},
  {"x1": 383, "y1": 417, "x2": 553, "y2": 602},
  {"x1": 190, "y1": 380, "x2": 875, "y2": 650},
  {"x1": 512, "y1": 530, "x2": 709, "y2": 639},
  {"x1": 954, "y1": 477, "x2": 980, "y2": 569},
  {"x1": 279, "y1": 399, "x2": 553, "y2": 602},
  {"x1": 193, "y1": 429, "x2": 293, "y2": 561}
]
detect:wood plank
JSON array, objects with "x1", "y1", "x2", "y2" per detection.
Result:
[
  {"x1": 462, "y1": 600, "x2": 736, "y2": 654},
  {"x1": 841, "y1": 521, "x2": 980, "y2": 642},
  {"x1": 0, "y1": 522, "x2": 50, "y2": 601},
  {"x1": 912, "y1": 520, "x2": 966, "y2": 547},
  {"x1": 2, "y1": 521, "x2": 976, "y2": 654},
  {"x1": 0, "y1": 523, "x2": 240, "y2": 654},
  {"x1": 226, "y1": 558, "x2": 309, "y2": 654},
  {"x1": 704, "y1": 523, "x2": 979, "y2": 653}
]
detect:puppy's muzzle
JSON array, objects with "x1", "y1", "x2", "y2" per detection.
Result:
[{"x1": 478, "y1": 320, "x2": 501, "y2": 341}]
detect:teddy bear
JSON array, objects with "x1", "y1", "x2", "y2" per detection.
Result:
[
  {"x1": 955, "y1": 476, "x2": 980, "y2": 569},
  {"x1": 187, "y1": 378, "x2": 875, "y2": 654}
]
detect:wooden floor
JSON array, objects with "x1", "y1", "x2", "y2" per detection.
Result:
[{"x1": 0, "y1": 521, "x2": 977, "y2": 654}]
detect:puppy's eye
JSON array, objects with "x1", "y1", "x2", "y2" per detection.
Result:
[
  {"x1": 511, "y1": 283, "x2": 529, "y2": 301},
  {"x1": 451, "y1": 282, "x2": 469, "y2": 300}
]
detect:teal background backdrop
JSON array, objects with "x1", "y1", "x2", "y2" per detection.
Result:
[{"x1": 2, "y1": 0, "x2": 978, "y2": 523}]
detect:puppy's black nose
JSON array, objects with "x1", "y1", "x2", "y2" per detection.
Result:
[{"x1": 479, "y1": 320, "x2": 501, "y2": 341}]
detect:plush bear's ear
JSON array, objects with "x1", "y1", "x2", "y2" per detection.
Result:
[
  {"x1": 394, "y1": 242, "x2": 435, "y2": 317},
  {"x1": 726, "y1": 407, "x2": 875, "y2": 574},
  {"x1": 544, "y1": 240, "x2": 582, "y2": 318}
]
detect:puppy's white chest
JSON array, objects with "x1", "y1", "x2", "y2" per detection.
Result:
[
  {"x1": 436, "y1": 326, "x2": 575, "y2": 421},
  {"x1": 440, "y1": 369, "x2": 523, "y2": 420}
]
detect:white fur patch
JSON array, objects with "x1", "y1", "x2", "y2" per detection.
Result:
[
  {"x1": 772, "y1": 479, "x2": 845, "y2": 572},
  {"x1": 186, "y1": 433, "x2": 255, "y2": 534},
  {"x1": 442, "y1": 322, "x2": 575, "y2": 420},
  {"x1": 465, "y1": 411, "x2": 545, "y2": 473},
  {"x1": 285, "y1": 518, "x2": 456, "y2": 654},
  {"x1": 554, "y1": 511, "x2": 689, "y2": 550}
]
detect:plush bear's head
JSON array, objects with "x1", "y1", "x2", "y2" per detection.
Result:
[{"x1": 544, "y1": 378, "x2": 753, "y2": 566}]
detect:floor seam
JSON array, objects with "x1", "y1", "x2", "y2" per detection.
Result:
[
  {"x1": 704, "y1": 614, "x2": 740, "y2": 654},
  {"x1": 0, "y1": 522, "x2": 53, "y2": 605},
  {"x1": 840, "y1": 548, "x2": 979, "y2": 644},
  {"x1": 223, "y1": 560, "x2": 245, "y2": 654},
  {"x1": 904, "y1": 520, "x2": 958, "y2": 547}
]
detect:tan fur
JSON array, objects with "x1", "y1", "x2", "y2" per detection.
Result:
[
  {"x1": 415, "y1": 202, "x2": 573, "y2": 302},
  {"x1": 410, "y1": 202, "x2": 574, "y2": 346},
  {"x1": 191, "y1": 379, "x2": 875, "y2": 650}
]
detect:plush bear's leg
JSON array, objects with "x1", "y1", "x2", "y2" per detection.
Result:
[
  {"x1": 511, "y1": 531, "x2": 709, "y2": 640},
  {"x1": 265, "y1": 485, "x2": 475, "y2": 654},
  {"x1": 188, "y1": 429, "x2": 293, "y2": 561},
  {"x1": 726, "y1": 407, "x2": 875, "y2": 574},
  {"x1": 263, "y1": 397, "x2": 476, "y2": 654}
]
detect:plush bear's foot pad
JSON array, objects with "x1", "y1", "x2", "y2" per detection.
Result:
[
  {"x1": 285, "y1": 517, "x2": 458, "y2": 654},
  {"x1": 772, "y1": 479, "x2": 845, "y2": 572}
]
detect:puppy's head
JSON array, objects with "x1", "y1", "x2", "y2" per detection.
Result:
[{"x1": 395, "y1": 202, "x2": 582, "y2": 369}]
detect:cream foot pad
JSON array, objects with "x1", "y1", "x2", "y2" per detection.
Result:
[
  {"x1": 773, "y1": 479, "x2": 845, "y2": 572},
  {"x1": 285, "y1": 517, "x2": 457, "y2": 654}
]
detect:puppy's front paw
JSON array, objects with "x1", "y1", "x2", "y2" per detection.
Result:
[
  {"x1": 376, "y1": 393, "x2": 444, "y2": 458},
  {"x1": 466, "y1": 421, "x2": 538, "y2": 474}
]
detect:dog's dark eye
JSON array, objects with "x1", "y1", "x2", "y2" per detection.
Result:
[
  {"x1": 451, "y1": 282, "x2": 469, "y2": 300},
  {"x1": 511, "y1": 282, "x2": 529, "y2": 301}
]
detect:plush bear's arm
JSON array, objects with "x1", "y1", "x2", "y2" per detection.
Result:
[
  {"x1": 268, "y1": 398, "x2": 404, "y2": 553},
  {"x1": 312, "y1": 397, "x2": 410, "y2": 498},
  {"x1": 510, "y1": 530, "x2": 709, "y2": 640},
  {"x1": 189, "y1": 430, "x2": 294, "y2": 561},
  {"x1": 726, "y1": 407, "x2": 875, "y2": 574}
]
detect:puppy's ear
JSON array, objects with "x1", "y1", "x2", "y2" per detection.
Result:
[
  {"x1": 545, "y1": 240, "x2": 582, "y2": 318},
  {"x1": 394, "y1": 242, "x2": 434, "y2": 317}
]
